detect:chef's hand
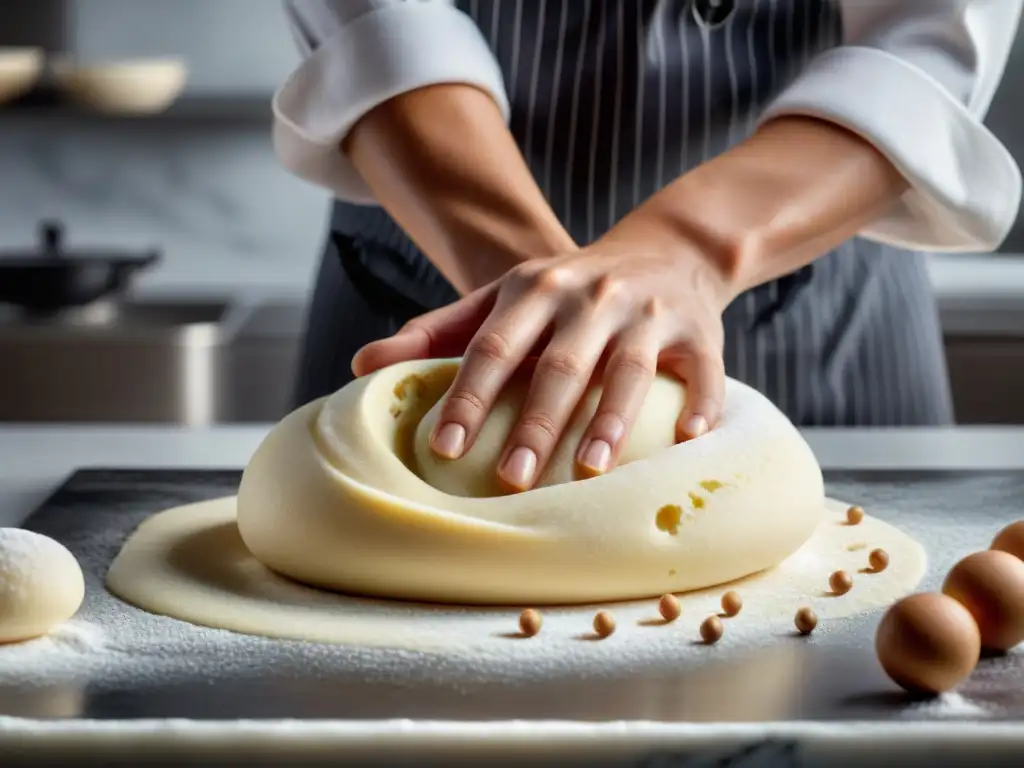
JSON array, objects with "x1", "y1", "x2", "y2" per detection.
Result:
[
  {"x1": 352, "y1": 224, "x2": 737, "y2": 492},
  {"x1": 354, "y1": 117, "x2": 908, "y2": 492}
]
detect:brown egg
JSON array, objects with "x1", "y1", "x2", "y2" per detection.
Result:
[
  {"x1": 991, "y1": 521, "x2": 1024, "y2": 561},
  {"x1": 942, "y1": 550, "x2": 1024, "y2": 652},
  {"x1": 875, "y1": 593, "x2": 980, "y2": 695}
]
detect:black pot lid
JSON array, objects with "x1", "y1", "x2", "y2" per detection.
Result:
[{"x1": 0, "y1": 221, "x2": 160, "y2": 267}]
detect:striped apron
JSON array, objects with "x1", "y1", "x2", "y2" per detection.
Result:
[{"x1": 294, "y1": 0, "x2": 955, "y2": 427}]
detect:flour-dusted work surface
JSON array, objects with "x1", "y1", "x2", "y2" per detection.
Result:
[{"x1": 1, "y1": 469, "x2": 1024, "y2": 766}]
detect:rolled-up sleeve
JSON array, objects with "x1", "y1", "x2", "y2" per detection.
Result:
[
  {"x1": 758, "y1": 0, "x2": 1024, "y2": 252},
  {"x1": 273, "y1": 0, "x2": 509, "y2": 204}
]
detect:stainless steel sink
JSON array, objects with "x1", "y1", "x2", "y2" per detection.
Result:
[{"x1": 0, "y1": 299, "x2": 239, "y2": 424}]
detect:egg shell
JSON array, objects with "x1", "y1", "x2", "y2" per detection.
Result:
[
  {"x1": 942, "y1": 550, "x2": 1024, "y2": 652},
  {"x1": 875, "y1": 593, "x2": 980, "y2": 695},
  {"x1": 991, "y1": 521, "x2": 1024, "y2": 561}
]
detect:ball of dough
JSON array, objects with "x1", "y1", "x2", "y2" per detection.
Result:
[
  {"x1": 414, "y1": 371, "x2": 685, "y2": 497},
  {"x1": 237, "y1": 359, "x2": 825, "y2": 605},
  {"x1": 0, "y1": 528, "x2": 85, "y2": 644}
]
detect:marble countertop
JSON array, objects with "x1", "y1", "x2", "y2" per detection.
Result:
[{"x1": 2, "y1": 425, "x2": 1023, "y2": 529}]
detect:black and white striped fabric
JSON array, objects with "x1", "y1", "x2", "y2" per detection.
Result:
[{"x1": 297, "y1": 0, "x2": 954, "y2": 426}]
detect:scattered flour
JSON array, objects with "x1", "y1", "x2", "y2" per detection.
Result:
[
  {"x1": 902, "y1": 692, "x2": 994, "y2": 719},
  {"x1": 0, "y1": 470, "x2": 1018, "y2": 726}
]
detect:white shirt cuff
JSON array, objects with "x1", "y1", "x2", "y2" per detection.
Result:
[
  {"x1": 759, "y1": 45, "x2": 1022, "y2": 253},
  {"x1": 272, "y1": 2, "x2": 510, "y2": 204}
]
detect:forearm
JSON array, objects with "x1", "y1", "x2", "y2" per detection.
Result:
[
  {"x1": 610, "y1": 116, "x2": 908, "y2": 302},
  {"x1": 346, "y1": 84, "x2": 575, "y2": 294}
]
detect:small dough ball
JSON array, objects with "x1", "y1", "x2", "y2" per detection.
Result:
[
  {"x1": 0, "y1": 529, "x2": 85, "y2": 644},
  {"x1": 519, "y1": 609, "x2": 542, "y2": 637},
  {"x1": 875, "y1": 593, "x2": 980, "y2": 695},
  {"x1": 721, "y1": 591, "x2": 742, "y2": 617},
  {"x1": 829, "y1": 570, "x2": 853, "y2": 595},
  {"x1": 942, "y1": 550, "x2": 1024, "y2": 652},
  {"x1": 658, "y1": 594, "x2": 681, "y2": 622},
  {"x1": 991, "y1": 521, "x2": 1024, "y2": 561},
  {"x1": 846, "y1": 505, "x2": 865, "y2": 525},
  {"x1": 869, "y1": 549, "x2": 890, "y2": 573},
  {"x1": 794, "y1": 607, "x2": 817, "y2": 635},
  {"x1": 593, "y1": 610, "x2": 616, "y2": 638},
  {"x1": 700, "y1": 615, "x2": 723, "y2": 644}
]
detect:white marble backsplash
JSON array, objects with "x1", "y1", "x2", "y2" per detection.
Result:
[{"x1": 0, "y1": 119, "x2": 330, "y2": 297}]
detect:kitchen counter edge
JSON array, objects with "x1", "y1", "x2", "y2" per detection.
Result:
[{"x1": 2, "y1": 425, "x2": 1023, "y2": 528}]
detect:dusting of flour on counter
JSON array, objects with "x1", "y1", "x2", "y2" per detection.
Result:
[
  {"x1": 902, "y1": 692, "x2": 994, "y2": 719},
  {"x1": 0, "y1": 467, "x2": 1017, "y2": 727},
  {"x1": 0, "y1": 621, "x2": 105, "y2": 668}
]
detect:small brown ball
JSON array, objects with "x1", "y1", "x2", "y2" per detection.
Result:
[
  {"x1": 700, "y1": 615, "x2": 723, "y2": 644},
  {"x1": 869, "y1": 549, "x2": 890, "y2": 573},
  {"x1": 991, "y1": 521, "x2": 1024, "y2": 561},
  {"x1": 721, "y1": 591, "x2": 743, "y2": 617},
  {"x1": 875, "y1": 593, "x2": 980, "y2": 695},
  {"x1": 829, "y1": 570, "x2": 853, "y2": 595},
  {"x1": 942, "y1": 550, "x2": 1024, "y2": 652},
  {"x1": 593, "y1": 610, "x2": 616, "y2": 638},
  {"x1": 846, "y1": 505, "x2": 865, "y2": 525},
  {"x1": 658, "y1": 593, "x2": 681, "y2": 622},
  {"x1": 794, "y1": 607, "x2": 818, "y2": 635},
  {"x1": 518, "y1": 609, "x2": 542, "y2": 637}
]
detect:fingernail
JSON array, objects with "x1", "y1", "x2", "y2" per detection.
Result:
[
  {"x1": 501, "y1": 446, "x2": 537, "y2": 489},
  {"x1": 432, "y1": 423, "x2": 466, "y2": 459},
  {"x1": 684, "y1": 415, "x2": 708, "y2": 439},
  {"x1": 579, "y1": 439, "x2": 612, "y2": 474}
]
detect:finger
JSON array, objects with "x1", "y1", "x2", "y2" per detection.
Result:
[
  {"x1": 430, "y1": 290, "x2": 556, "y2": 460},
  {"x1": 351, "y1": 285, "x2": 497, "y2": 377},
  {"x1": 497, "y1": 319, "x2": 612, "y2": 492},
  {"x1": 574, "y1": 325, "x2": 660, "y2": 478},
  {"x1": 660, "y1": 342, "x2": 726, "y2": 442}
]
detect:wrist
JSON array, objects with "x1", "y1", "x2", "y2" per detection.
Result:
[
  {"x1": 437, "y1": 200, "x2": 577, "y2": 292},
  {"x1": 605, "y1": 190, "x2": 758, "y2": 309}
]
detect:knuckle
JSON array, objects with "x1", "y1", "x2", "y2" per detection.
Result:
[
  {"x1": 590, "y1": 409, "x2": 629, "y2": 437},
  {"x1": 591, "y1": 275, "x2": 628, "y2": 305},
  {"x1": 531, "y1": 266, "x2": 572, "y2": 294},
  {"x1": 507, "y1": 263, "x2": 538, "y2": 290},
  {"x1": 641, "y1": 296, "x2": 662, "y2": 318},
  {"x1": 678, "y1": 334, "x2": 721, "y2": 365},
  {"x1": 537, "y1": 349, "x2": 586, "y2": 380},
  {"x1": 445, "y1": 387, "x2": 487, "y2": 417},
  {"x1": 518, "y1": 412, "x2": 559, "y2": 441},
  {"x1": 469, "y1": 329, "x2": 513, "y2": 363},
  {"x1": 610, "y1": 348, "x2": 656, "y2": 378}
]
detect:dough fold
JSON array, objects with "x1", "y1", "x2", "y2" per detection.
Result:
[{"x1": 236, "y1": 359, "x2": 825, "y2": 605}]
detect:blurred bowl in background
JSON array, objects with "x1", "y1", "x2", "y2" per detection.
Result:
[
  {"x1": 0, "y1": 47, "x2": 43, "y2": 104},
  {"x1": 52, "y1": 57, "x2": 188, "y2": 115}
]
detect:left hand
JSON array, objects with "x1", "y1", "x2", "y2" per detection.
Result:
[{"x1": 352, "y1": 226, "x2": 738, "y2": 493}]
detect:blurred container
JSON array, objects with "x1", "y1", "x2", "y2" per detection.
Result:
[
  {"x1": 51, "y1": 57, "x2": 188, "y2": 114},
  {"x1": 0, "y1": 48, "x2": 43, "y2": 104}
]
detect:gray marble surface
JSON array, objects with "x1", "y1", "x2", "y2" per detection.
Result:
[
  {"x1": 6, "y1": 465, "x2": 1024, "y2": 715},
  {"x1": 0, "y1": 466, "x2": 1022, "y2": 768}
]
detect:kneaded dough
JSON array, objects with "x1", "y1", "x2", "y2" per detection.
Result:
[
  {"x1": 0, "y1": 529, "x2": 84, "y2": 644},
  {"x1": 235, "y1": 359, "x2": 826, "y2": 604},
  {"x1": 106, "y1": 496, "x2": 926, "y2": 652},
  {"x1": 413, "y1": 370, "x2": 686, "y2": 497}
]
